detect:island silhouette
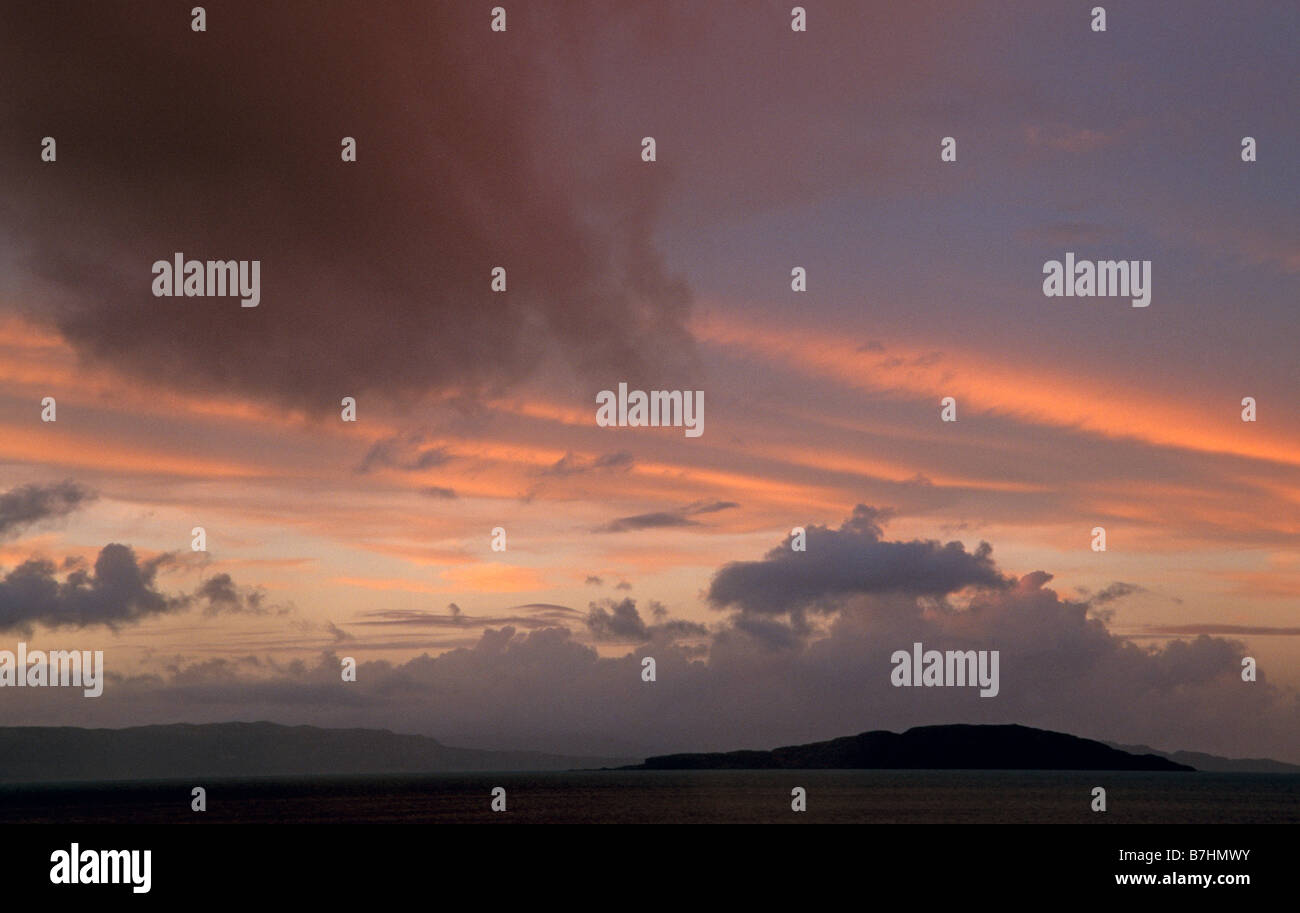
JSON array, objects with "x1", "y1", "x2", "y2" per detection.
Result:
[
  {"x1": 622, "y1": 724, "x2": 1194, "y2": 771},
  {"x1": 0, "y1": 721, "x2": 1248, "y2": 782}
]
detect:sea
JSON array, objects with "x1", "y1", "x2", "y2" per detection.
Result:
[{"x1": 2, "y1": 770, "x2": 1297, "y2": 824}]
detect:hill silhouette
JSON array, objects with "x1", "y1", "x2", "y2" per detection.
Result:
[
  {"x1": 624, "y1": 724, "x2": 1195, "y2": 771},
  {"x1": 0, "y1": 722, "x2": 634, "y2": 783},
  {"x1": 1105, "y1": 740, "x2": 1300, "y2": 773}
]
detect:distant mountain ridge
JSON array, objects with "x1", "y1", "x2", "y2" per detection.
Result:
[
  {"x1": 0, "y1": 722, "x2": 635, "y2": 783},
  {"x1": 625, "y1": 724, "x2": 1195, "y2": 771},
  {"x1": 8, "y1": 722, "x2": 1293, "y2": 783},
  {"x1": 1104, "y1": 740, "x2": 1300, "y2": 773}
]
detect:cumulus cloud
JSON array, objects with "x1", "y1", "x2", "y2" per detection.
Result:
[
  {"x1": 707, "y1": 504, "x2": 1010, "y2": 620},
  {"x1": 585, "y1": 597, "x2": 707, "y2": 643},
  {"x1": 586, "y1": 598, "x2": 647, "y2": 641},
  {"x1": 195, "y1": 573, "x2": 284, "y2": 616},
  {"x1": 0, "y1": 544, "x2": 182, "y2": 632},
  {"x1": 0, "y1": 481, "x2": 97, "y2": 541},
  {"x1": 0, "y1": 545, "x2": 273, "y2": 632}
]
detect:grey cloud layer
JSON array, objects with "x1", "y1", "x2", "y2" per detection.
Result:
[{"x1": 0, "y1": 2, "x2": 697, "y2": 409}]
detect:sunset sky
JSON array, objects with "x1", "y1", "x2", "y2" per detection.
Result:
[{"x1": 0, "y1": 1, "x2": 1296, "y2": 762}]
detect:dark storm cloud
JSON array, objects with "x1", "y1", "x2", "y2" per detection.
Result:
[
  {"x1": 707, "y1": 504, "x2": 1012, "y2": 616},
  {"x1": 0, "y1": 481, "x2": 97, "y2": 540},
  {"x1": 0, "y1": 1, "x2": 696, "y2": 409}
]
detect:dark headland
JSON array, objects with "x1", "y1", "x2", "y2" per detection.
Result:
[
  {"x1": 622, "y1": 724, "x2": 1195, "y2": 771},
  {"x1": 0, "y1": 722, "x2": 637, "y2": 783}
]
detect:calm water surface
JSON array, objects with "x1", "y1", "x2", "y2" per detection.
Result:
[{"x1": 2, "y1": 770, "x2": 1296, "y2": 824}]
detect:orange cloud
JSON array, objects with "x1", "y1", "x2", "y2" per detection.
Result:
[
  {"x1": 0, "y1": 424, "x2": 269, "y2": 479},
  {"x1": 692, "y1": 311, "x2": 1300, "y2": 470}
]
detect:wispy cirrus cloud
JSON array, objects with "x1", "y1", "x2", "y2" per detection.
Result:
[{"x1": 595, "y1": 500, "x2": 739, "y2": 533}]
